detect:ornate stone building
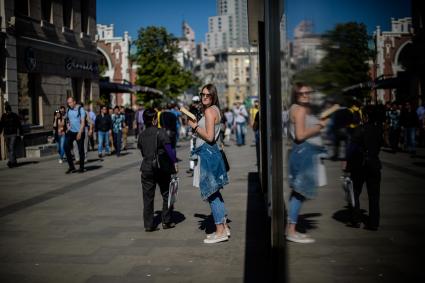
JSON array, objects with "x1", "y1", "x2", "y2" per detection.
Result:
[{"x1": 373, "y1": 17, "x2": 413, "y2": 103}]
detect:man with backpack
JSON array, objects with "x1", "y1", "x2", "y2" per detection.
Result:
[
  {"x1": 64, "y1": 97, "x2": 86, "y2": 173},
  {"x1": 0, "y1": 103, "x2": 23, "y2": 168}
]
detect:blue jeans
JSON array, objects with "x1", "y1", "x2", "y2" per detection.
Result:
[
  {"x1": 208, "y1": 191, "x2": 227, "y2": 224},
  {"x1": 57, "y1": 135, "x2": 65, "y2": 159},
  {"x1": 98, "y1": 131, "x2": 111, "y2": 154},
  {"x1": 236, "y1": 122, "x2": 246, "y2": 145},
  {"x1": 404, "y1": 127, "x2": 416, "y2": 153},
  {"x1": 288, "y1": 192, "x2": 306, "y2": 224},
  {"x1": 113, "y1": 131, "x2": 122, "y2": 156}
]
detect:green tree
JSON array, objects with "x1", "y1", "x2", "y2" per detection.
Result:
[
  {"x1": 134, "y1": 26, "x2": 197, "y2": 106},
  {"x1": 294, "y1": 22, "x2": 372, "y2": 96}
]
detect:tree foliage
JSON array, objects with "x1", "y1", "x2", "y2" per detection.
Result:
[
  {"x1": 294, "y1": 22, "x2": 372, "y2": 96},
  {"x1": 134, "y1": 26, "x2": 197, "y2": 106}
]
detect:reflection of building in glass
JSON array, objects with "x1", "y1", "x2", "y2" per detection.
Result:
[
  {"x1": 291, "y1": 21, "x2": 325, "y2": 70},
  {"x1": 177, "y1": 21, "x2": 196, "y2": 71},
  {"x1": 1, "y1": 0, "x2": 98, "y2": 158},
  {"x1": 373, "y1": 17, "x2": 413, "y2": 103}
]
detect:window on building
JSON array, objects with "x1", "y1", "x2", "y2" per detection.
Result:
[
  {"x1": 63, "y1": 0, "x2": 73, "y2": 29},
  {"x1": 15, "y1": 0, "x2": 29, "y2": 17},
  {"x1": 18, "y1": 73, "x2": 41, "y2": 126},
  {"x1": 72, "y1": 78, "x2": 82, "y2": 102},
  {"x1": 41, "y1": 0, "x2": 53, "y2": 23},
  {"x1": 80, "y1": 0, "x2": 89, "y2": 34},
  {"x1": 83, "y1": 79, "x2": 91, "y2": 103}
]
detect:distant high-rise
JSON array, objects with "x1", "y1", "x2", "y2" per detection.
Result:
[{"x1": 206, "y1": 0, "x2": 249, "y2": 53}]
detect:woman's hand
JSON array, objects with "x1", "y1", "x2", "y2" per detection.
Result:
[
  {"x1": 188, "y1": 119, "x2": 198, "y2": 130},
  {"x1": 318, "y1": 118, "x2": 329, "y2": 129}
]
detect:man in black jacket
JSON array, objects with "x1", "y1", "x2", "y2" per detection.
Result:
[
  {"x1": 346, "y1": 105, "x2": 383, "y2": 230},
  {"x1": 95, "y1": 106, "x2": 112, "y2": 158},
  {"x1": 0, "y1": 103, "x2": 23, "y2": 168}
]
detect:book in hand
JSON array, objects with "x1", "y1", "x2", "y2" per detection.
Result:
[
  {"x1": 320, "y1": 104, "x2": 340, "y2": 119},
  {"x1": 180, "y1": 107, "x2": 196, "y2": 121}
]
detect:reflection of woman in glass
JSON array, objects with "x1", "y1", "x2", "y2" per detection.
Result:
[
  {"x1": 287, "y1": 82, "x2": 328, "y2": 244},
  {"x1": 53, "y1": 110, "x2": 66, "y2": 163}
]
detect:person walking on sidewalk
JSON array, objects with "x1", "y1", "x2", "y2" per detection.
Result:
[
  {"x1": 111, "y1": 106, "x2": 125, "y2": 157},
  {"x1": 138, "y1": 108, "x2": 178, "y2": 232},
  {"x1": 53, "y1": 109, "x2": 66, "y2": 163},
  {"x1": 95, "y1": 106, "x2": 112, "y2": 158},
  {"x1": 287, "y1": 82, "x2": 328, "y2": 244},
  {"x1": 64, "y1": 97, "x2": 86, "y2": 173},
  {"x1": 188, "y1": 84, "x2": 230, "y2": 244},
  {"x1": 0, "y1": 103, "x2": 23, "y2": 168},
  {"x1": 346, "y1": 105, "x2": 383, "y2": 231},
  {"x1": 232, "y1": 101, "x2": 248, "y2": 146},
  {"x1": 73, "y1": 102, "x2": 93, "y2": 164},
  {"x1": 400, "y1": 102, "x2": 418, "y2": 156}
]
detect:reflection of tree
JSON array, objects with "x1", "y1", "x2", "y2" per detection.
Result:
[{"x1": 294, "y1": 22, "x2": 372, "y2": 97}]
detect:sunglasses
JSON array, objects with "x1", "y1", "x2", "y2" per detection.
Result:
[
  {"x1": 297, "y1": 90, "x2": 314, "y2": 96},
  {"x1": 200, "y1": 92, "x2": 212, "y2": 98}
]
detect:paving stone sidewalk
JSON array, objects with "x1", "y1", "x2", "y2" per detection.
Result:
[{"x1": 0, "y1": 136, "x2": 264, "y2": 283}]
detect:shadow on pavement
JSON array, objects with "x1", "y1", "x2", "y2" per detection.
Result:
[
  {"x1": 15, "y1": 161, "x2": 39, "y2": 167},
  {"x1": 332, "y1": 207, "x2": 367, "y2": 225},
  {"x1": 194, "y1": 213, "x2": 216, "y2": 234},
  {"x1": 85, "y1": 165, "x2": 102, "y2": 171},
  {"x1": 154, "y1": 210, "x2": 186, "y2": 227},
  {"x1": 86, "y1": 158, "x2": 101, "y2": 163},
  {"x1": 296, "y1": 212, "x2": 322, "y2": 233},
  {"x1": 412, "y1": 161, "x2": 425, "y2": 167},
  {"x1": 244, "y1": 172, "x2": 272, "y2": 283}
]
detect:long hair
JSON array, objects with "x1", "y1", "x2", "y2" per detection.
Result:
[{"x1": 201, "y1": 84, "x2": 220, "y2": 110}]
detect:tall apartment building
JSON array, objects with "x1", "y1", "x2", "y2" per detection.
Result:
[{"x1": 205, "y1": 0, "x2": 249, "y2": 54}]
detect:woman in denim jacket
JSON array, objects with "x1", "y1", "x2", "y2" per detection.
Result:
[
  {"x1": 188, "y1": 84, "x2": 230, "y2": 244},
  {"x1": 287, "y1": 82, "x2": 328, "y2": 244}
]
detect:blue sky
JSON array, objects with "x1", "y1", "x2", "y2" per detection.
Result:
[{"x1": 97, "y1": 0, "x2": 411, "y2": 42}]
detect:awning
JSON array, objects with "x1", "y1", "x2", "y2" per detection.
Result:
[{"x1": 99, "y1": 81, "x2": 163, "y2": 96}]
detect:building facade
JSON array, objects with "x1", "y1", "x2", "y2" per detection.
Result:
[
  {"x1": 1, "y1": 0, "x2": 99, "y2": 158},
  {"x1": 96, "y1": 23, "x2": 136, "y2": 107},
  {"x1": 206, "y1": 0, "x2": 249, "y2": 54},
  {"x1": 373, "y1": 17, "x2": 414, "y2": 103},
  {"x1": 291, "y1": 21, "x2": 325, "y2": 70}
]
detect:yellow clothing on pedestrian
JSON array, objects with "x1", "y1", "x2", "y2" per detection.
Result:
[
  {"x1": 348, "y1": 105, "x2": 363, "y2": 128},
  {"x1": 249, "y1": 108, "x2": 259, "y2": 125}
]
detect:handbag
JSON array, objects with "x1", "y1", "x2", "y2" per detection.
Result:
[{"x1": 220, "y1": 148, "x2": 230, "y2": 172}]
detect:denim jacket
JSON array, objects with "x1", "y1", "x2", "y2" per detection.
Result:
[
  {"x1": 192, "y1": 142, "x2": 229, "y2": 200},
  {"x1": 288, "y1": 141, "x2": 326, "y2": 199}
]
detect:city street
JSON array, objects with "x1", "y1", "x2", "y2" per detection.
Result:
[{"x1": 0, "y1": 132, "x2": 424, "y2": 282}]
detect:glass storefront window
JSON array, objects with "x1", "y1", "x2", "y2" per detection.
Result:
[{"x1": 17, "y1": 73, "x2": 40, "y2": 126}]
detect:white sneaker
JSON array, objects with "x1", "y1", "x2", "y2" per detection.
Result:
[
  {"x1": 286, "y1": 233, "x2": 315, "y2": 243},
  {"x1": 203, "y1": 233, "x2": 229, "y2": 244},
  {"x1": 206, "y1": 227, "x2": 231, "y2": 239},
  {"x1": 58, "y1": 159, "x2": 63, "y2": 164}
]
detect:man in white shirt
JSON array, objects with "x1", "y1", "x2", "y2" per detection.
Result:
[{"x1": 232, "y1": 101, "x2": 248, "y2": 146}]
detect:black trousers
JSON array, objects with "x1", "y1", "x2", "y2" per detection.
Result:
[
  {"x1": 64, "y1": 131, "x2": 85, "y2": 170},
  {"x1": 351, "y1": 163, "x2": 381, "y2": 228},
  {"x1": 141, "y1": 170, "x2": 172, "y2": 228}
]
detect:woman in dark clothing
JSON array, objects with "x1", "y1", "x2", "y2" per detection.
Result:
[
  {"x1": 138, "y1": 108, "x2": 178, "y2": 232},
  {"x1": 346, "y1": 105, "x2": 383, "y2": 230}
]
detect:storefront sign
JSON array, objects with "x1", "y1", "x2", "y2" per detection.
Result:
[{"x1": 65, "y1": 57, "x2": 99, "y2": 74}]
